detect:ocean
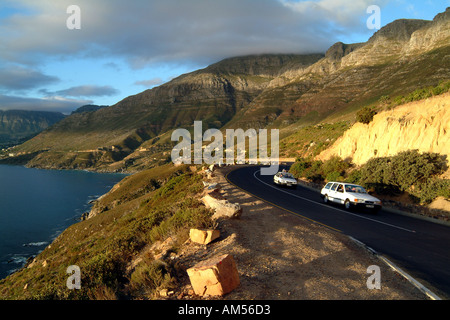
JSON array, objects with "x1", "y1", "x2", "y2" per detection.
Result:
[{"x1": 0, "y1": 164, "x2": 126, "y2": 279}]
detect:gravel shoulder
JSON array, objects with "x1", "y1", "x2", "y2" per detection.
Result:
[{"x1": 172, "y1": 166, "x2": 428, "y2": 300}]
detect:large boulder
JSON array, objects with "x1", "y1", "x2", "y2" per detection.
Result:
[
  {"x1": 201, "y1": 191, "x2": 242, "y2": 220},
  {"x1": 187, "y1": 254, "x2": 240, "y2": 296},
  {"x1": 189, "y1": 228, "x2": 220, "y2": 245}
]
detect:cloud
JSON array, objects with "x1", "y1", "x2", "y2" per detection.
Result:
[
  {"x1": 134, "y1": 78, "x2": 164, "y2": 88},
  {"x1": 103, "y1": 62, "x2": 121, "y2": 71},
  {"x1": 281, "y1": 0, "x2": 377, "y2": 25},
  {"x1": 0, "y1": 0, "x2": 380, "y2": 69},
  {"x1": 0, "y1": 65, "x2": 59, "y2": 91},
  {"x1": 40, "y1": 85, "x2": 119, "y2": 98},
  {"x1": 0, "y1": 94, "x2": 92, "y2": 114}
]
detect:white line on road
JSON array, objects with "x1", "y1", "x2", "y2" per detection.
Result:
[{"x1": 252, "y1": 169, "x2": 416, "y2": 233}]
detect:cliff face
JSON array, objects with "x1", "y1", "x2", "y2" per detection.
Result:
[
  {"x1": 7, "y1": 8, "x2": 450, "y2": 171},
  {"x1": 232, "y1": 9, "x2": 450, "y2": 128},
  {"x1": 0, "y1": 110, "x2": 65, "y2": 147},
  {"x1": 12, "y1": 54, "x2": 323, "y2": 170},
  {"x1": 317, "y1": 93, "x2": 450, "y2": 166}
]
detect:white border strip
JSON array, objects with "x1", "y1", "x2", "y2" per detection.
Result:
[
  {"x1": 379, "y1": 256, "x2": 442, "y2": 300},
  {"x1": 349, "y1": 236, "x2": 442, "y2": 300}
]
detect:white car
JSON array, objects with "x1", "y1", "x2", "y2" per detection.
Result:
[
  {"x1": 274, "y1": 172, "x2": 297, "y2": 188},
  {"x1": 320, "y1": 182, "x2": 382, "y2": 212}
]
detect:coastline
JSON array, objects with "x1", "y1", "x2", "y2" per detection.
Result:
[{"x1": 0, "y1": 164, "x2": 128, "y2": 280}]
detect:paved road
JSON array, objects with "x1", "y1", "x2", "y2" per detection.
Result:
[{"x1": 225, "y1": 165, "x2": 450, "y2": 299}]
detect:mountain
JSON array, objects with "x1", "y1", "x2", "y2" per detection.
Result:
[
  {"x1": 0, "y1": 110, "x2": 65, "y2": 148},
  {"x1": 4, "y1": 8, "x2": 450, "y2": 171},
  {"x1": 71, "y1": 104, "x2": 108, "y2": 115}
]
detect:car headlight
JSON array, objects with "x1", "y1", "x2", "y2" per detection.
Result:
[
  {"x1": 374, "y1": 201, "x2": 382, "y2": 205},
  {"x1": 353, "y1": 199, "x2": 364, "y2": 203}
]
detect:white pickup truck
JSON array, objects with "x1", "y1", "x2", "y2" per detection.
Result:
[{"x1": 320, "y1": 181, "x2": 382, "y2": 212}]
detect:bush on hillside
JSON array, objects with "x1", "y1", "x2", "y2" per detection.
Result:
[
  {"x1": 356, "y1": 106, "x2": 378, "y2": 124},
  {"x1": 290, "y1": 157, "x2": 312, "y2": 178},
  {"x1": 322, "y1": 156, "x2": 350, "y2": 178},
  {"x1": 359, "y1": 150, "x2": 448, "y2": 202},
  {"x1": 290, "y1": 156, "x2": 351, "y2": 183},
  {"x1": 304, "y1": 160, "x2": 324, "y2": 182}
]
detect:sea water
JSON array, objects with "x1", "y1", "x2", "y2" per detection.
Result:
[{"x1": 0, "y1": 164, "x2": 126, "y2": 279}]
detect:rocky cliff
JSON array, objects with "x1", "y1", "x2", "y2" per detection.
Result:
[
  {"x1": 6, "y1": 8, "x2": 450, "y2": 171},
  {"x1": 235, "y1": 8, "x2": 450, "y2": 128},
  {"x1": 317, "y1": 93, "x2": 450, "y2": 166},
  {"x1": 0, "y1": 110, "x2": 65, "y2": 148}
]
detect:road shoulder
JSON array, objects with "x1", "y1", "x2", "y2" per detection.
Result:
[{"x1": 175, "y1": 165, "x2": 429, "y2": 300}]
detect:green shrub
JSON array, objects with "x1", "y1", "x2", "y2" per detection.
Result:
[
  {"x1": 360, "y1": 156, "x2": 400, "y2": 195},
  {"x1": 304, "y1": 160, "x2": 324, "y2": 182},
  {"x1": 289, "y1": 157, "x2": 311, "y2": 178},
  {"x1": 379, "y1": 95, "x2": 390, "y2": 105},
  {"x1": 390, "y1": 150, "x2": 447, "y2": 191},
  {"x1": 322, "y1": 156, "x2": 350, "y2": 178},
  {"x1": 325, "y1": 171, "x2": 345, "y2": 182},
  {"x1": 345, "y1": 169, "x2": 362, "y2": 184},
  {"x1": 129, "y1": 258, "x2": 174, "y2": 297},
  {"x1": 385, "y1": 80, "x2": 449, "y2": 109},
  {"x1": 359, "y1": 150, "x2": 448, "y2": 202},
  {"x1": 412, "y1": 178, "x2": 450, "y2": 204},
  {"x1": 82, "y1": 251, "x2": 125, "y2": 291},
  {"x1": 356, "y1": 106, "x2": 378, "y2": 124},
  {"x1": 290, "y1": 156, "x2": 351, "y2": 183}
]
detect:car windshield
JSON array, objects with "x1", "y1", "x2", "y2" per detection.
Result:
[
  {"x1": 345, "y1": 184, "x2": 367, "y2": 193},
  {"x1": 281, "y1": 173, "x2": 294, "y2": 178}
]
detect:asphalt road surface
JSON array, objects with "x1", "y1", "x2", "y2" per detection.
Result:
[{"x1": 226, "y1": 165, "x2": 450, "y2": 299}]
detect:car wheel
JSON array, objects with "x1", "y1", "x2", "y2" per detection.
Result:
[
  {"x1": 323, "y1": 195, "x2": 328, "y2": 204},
  {"x1": 344, "y1": 199, "x2": 351, "y2": 210}
]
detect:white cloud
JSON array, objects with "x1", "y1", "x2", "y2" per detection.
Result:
[
  {"x1": 41, "y1": 85, "x2": 119, "y2": 98},
  {"x1": 0, "y1": 0, "x2": 378, "y2": 69},
  {"x1": 0, "y1": 65, "x2": 59, "y2": 91},
  {"x1": 0, "y1": 94, "x2": 91, "y2": 114},
  {"x1": 134, "y1": 78, "x2": 164, "y2": 88}
]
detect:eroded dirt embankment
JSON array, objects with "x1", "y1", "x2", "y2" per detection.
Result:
[{"x1": 318, "y1": 93, "x2": 450, "y2": 166}]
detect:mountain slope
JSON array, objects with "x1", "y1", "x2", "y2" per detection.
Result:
[
  {"x1": 9, "y1": 54, "x2": 323, "y2": 169},
  {"x1": 5, "y1": 8, "x2": 450, "y2": 172},
  {"x1": 0, "y1": 110, "x2": 65, "y2": 148},
  {"x1": 232, "y1": 10, "x2": 449, "y2": 129}
]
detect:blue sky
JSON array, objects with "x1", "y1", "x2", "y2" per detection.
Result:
[{"x1": 0, "y1": 0, "x2": 448, "y2": 114}]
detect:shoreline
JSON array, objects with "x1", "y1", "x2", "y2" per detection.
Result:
[{"x1": 0, "y1": 164, "x2": 129, "y2": 281}]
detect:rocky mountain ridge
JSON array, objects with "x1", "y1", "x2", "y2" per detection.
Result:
[
  {"x1": 0, "y1": 110, "x2": 65, "y2": 148},
  {"x1": 4, "y1": 8, "x2": 450, "y2": 171}
]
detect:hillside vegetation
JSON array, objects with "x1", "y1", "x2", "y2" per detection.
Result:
[
  {"x1": 2, "y1": 8, "x2": 448, "y2": 172},
  {"x1": 0, "y1": 164, "x2": 214, "y2": 299},
  {"x1": 0, "y1": 110, "x2": 65, "y2": 148},
  {"x1": 287, "y1": 86, "x2": 450, "y2": 210},
  {"x1": 1, "y1": 8, "x2": 450, "y2": 300}
]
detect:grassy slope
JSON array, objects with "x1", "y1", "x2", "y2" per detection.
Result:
[{"x1": 0, "y1": 164, "x2": 214, "y2": 300}]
